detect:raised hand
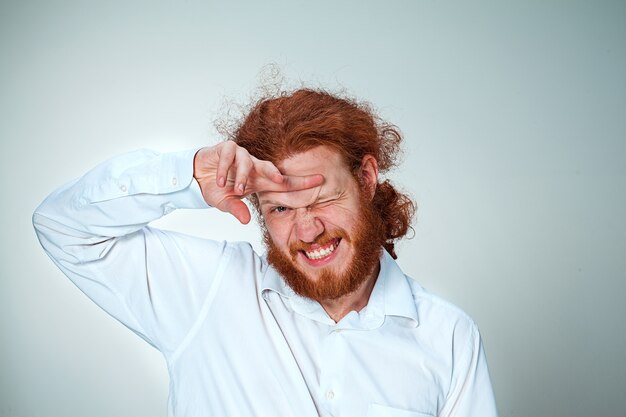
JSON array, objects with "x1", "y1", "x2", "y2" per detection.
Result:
[{"x1": 193, "y1": 141, "x2": 324, "y2": 224}]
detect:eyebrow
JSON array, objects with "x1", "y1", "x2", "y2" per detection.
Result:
[
  {"x1": 259, "y1": 191, "x2": 341, "y2": 208},
  {"x1": 258, "y1": 199, "x2": 287, "y2": 208}
]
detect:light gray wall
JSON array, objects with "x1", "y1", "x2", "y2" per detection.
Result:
[{"x1": 1, "y1": 1, "x2": 624, "y2": 416}]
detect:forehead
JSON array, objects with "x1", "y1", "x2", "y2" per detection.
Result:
[
  {"x1": 258, "y1": 146, "x2": 354, "y2": 207},
  {"x1": 276, "y1": 145, "x2": 347, "y2": 176}
]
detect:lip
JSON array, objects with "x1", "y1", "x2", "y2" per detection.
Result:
[{"x1": 298, "y1": 238, "x2": 341, "y2": 267}]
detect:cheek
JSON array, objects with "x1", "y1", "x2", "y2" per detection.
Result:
[
  {"x1": 265, "y1": 219, "x2": 293, "y2": 248},
  {"x1": 321, "y1": 208, "x2": 358, "y2": 231}
]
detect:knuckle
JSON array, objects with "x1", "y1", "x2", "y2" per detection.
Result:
[
  {"x1": 221, "y1": 142, "x2": 236, "y2": 156},
  {"x1": 262, "y1": 160, "x2": 276, "y2": 169},
  {"x1": 262, "y1": 161, "x2": 279, "y2": 175},
  {"x1": 236, "y1": 147, "x2": 251, "y2": 160},
  {"x1": 243, "y1": 158, "x2": 254, "y2": 169}
]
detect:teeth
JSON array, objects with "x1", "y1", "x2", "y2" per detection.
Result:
[{"x1": 304, "y1": 241, "x2": 338, "y2": 260}]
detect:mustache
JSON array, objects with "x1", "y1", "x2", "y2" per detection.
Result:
[{"x1": 289, "y1": 229, "x2": 351, "y2": 257}]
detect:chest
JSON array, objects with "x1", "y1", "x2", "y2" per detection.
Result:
[{"x1": 169, "y1": 285, "x2": 448, "y2": 417}]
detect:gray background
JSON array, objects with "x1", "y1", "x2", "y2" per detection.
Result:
[{"x1": 1, "y1": 1, "x2": 625, "y2": 416}]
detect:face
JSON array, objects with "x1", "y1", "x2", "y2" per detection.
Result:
[{"x1": 257, "y1": 146, "x2": 383, "y2": 302}]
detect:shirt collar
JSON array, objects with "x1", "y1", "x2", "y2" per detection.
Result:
[
  {"x1": 261, "y1": 250, "x2": 419, "y2": 329},
  {"x1": 376, "y1": 250, "x2": 419, "y2": 326}
]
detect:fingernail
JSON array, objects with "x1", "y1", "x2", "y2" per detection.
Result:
[
  {"x1": 237, "y1": 183, "x2": 245, "y2": 193},
  {"x1": 218, "y1": 177, "x2": 225, "y2": 187}
]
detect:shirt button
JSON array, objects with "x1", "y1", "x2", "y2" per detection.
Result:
[
  {"x1": 120, "y1": 184, "x2": 127, "y2": 192},
  {"x1": 171, "y1": 177, "x2": 178, "y2": 186},
  {"x1": 325, "y1": 390, "x2": 335, "y2": 400}
]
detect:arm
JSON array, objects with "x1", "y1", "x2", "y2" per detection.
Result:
[
  {"x1": 439, "y1": 324, "x2": 499, "y2": 417},
  {"x1": 33, "y1": 144, "x2": 323, "y2": 353},
  {"x1": 33, "y1": 148, "x2": 218, "y2": 353}
]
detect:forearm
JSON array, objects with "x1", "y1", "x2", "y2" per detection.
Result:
[
  {"x1": 35, "y1": 148, "x2": 205, "y2": 234},
  {"x1": 33, "y1": 148, "x2": 208, "y2": 262},
  {"x1": 32, "y1": 148, "x2": 221, "y2": 350}
]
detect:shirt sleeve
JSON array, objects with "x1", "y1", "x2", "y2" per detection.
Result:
[
  {"x1": 439, "y1": 323, "x2": 499, "y2": 417},
  {"x1": 32, "y1": 148, "x2": 230, "y2": 355}
]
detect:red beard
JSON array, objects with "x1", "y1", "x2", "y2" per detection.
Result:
[{"x1": 264, "y1": 192, "x2": 384, "y2": 302}]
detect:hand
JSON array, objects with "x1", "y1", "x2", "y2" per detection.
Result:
[{"x1": 193, "y1": 142, "x2": 324, "y2": 224}]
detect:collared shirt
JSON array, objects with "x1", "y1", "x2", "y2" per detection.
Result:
[{"x1": 33, "y1": 149, "x2": 498, "y2": 417}]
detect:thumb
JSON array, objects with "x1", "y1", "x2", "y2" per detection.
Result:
[{"x1": 219, "y1": 198, "x2": 252, "y2": 225}]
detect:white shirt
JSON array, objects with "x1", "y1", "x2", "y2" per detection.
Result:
[{"x1": 33, "y1": 149, "x2": 499, "y2": 417}]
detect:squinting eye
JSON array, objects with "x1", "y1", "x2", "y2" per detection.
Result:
[{"x1": 273, "y1": 206, "x2": 288, "y2": 213}]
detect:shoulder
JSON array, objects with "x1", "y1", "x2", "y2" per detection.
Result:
[
  {"x1": 406, "y1": 277, "x2": 480, "y2": 342},
  {"x1": 206, "y1": 239, "x2": 270, "y2": 294},
  {"x1": 139, "y1": 228, "x2": 268, "y2": 294},
  {"x1": 143, "y1": 227, "x2": 264, "y2": 266},
  {"x1": 223, "y1": 240, "x2": 268, "y2": 272}
]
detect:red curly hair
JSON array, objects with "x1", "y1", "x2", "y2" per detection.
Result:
[{"x1": 232, "y1": 89, "x2": 415, "y2": 259}]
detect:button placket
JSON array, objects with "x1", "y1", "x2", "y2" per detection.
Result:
[
  {"x1": 325, "y1": 389, "x2": 335, "y2": 401},
  {"x1": 319, "y1": 327, "x2": 347, "y2": 413}
]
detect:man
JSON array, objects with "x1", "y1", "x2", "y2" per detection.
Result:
[{"x1": 34, "y1": 89, "x2": 498, "y2": 416}]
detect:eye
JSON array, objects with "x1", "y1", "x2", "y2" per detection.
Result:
[
  {"x1": 312, "y1": 199, "x2": 336, "y2": 209},
  {"x1": 272, "y1": 206, "x2": 288, "y2": 214}
]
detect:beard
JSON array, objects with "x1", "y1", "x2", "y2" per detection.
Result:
[{"x1": 264, "y1": 191, "x2": 385, "y2": 302}]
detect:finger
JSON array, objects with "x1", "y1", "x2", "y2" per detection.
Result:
[
  {"x1": 252, "y1": 157, "x2": 283, "y2": 184},
  {"x1": 216, "y1": 142, "x2": 237, "y2": 187},
  {"x1": 278, "y1": 173, "x2": 325, "y2": 192},
  {"x1": 234, "y1": 147, "x2": 254, "y2": 195},
  {"x1": 219, "y1": 197, "x2": 252, "y2": 224}
]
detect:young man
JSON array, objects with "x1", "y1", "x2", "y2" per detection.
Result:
[{"x1": 34, "y1": 89, "x2": 498, "y2": 416}]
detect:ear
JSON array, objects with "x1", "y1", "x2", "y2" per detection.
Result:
[{"x1": 358, "y1": 155, "x2": 379, "y2": 199}]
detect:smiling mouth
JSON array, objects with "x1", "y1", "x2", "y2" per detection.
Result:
[{"x1": 301, "y1": 238, "x2": 341, "y2": 260}]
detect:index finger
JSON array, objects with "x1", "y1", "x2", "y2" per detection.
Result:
[{"x1": 272, "y1": 173, "x2": 325, "y2": 192}]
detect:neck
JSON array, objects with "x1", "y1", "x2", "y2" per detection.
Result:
[{"x1": 319, "y1": 262, "x2": 381, "y2": 323}]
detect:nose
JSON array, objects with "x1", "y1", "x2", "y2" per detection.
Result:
[{"x1": 294, "y1": 209, "x2": 324, "y2": 243}]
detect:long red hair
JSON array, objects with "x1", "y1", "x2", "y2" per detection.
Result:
[{"x1": 232, "y1": 89, "x2": 415, "y2": 259}]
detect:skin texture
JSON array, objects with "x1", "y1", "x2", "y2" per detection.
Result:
[
  {"x1": 231, "y1": 89, "x2": 415, "y2": 260},
  {"x1": 258, "y1": 147, "x2": 382, "y2": 321},
  {"x1": 194, "y1": 143, "x2": 381, "y2": 322},
  {"x1": 194, "y1": 142, "x2": 324, "y2": 224}
]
